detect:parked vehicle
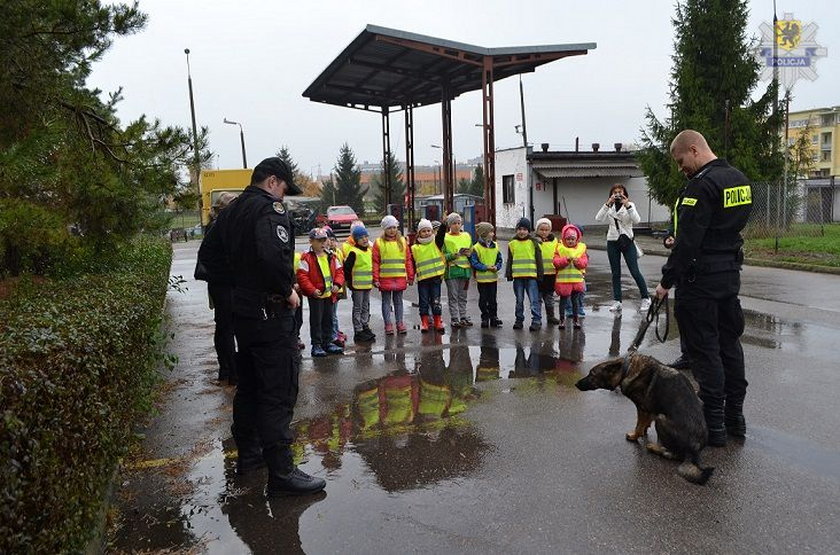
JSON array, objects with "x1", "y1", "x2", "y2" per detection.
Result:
[{"x1": 325, "y1": 205, "x2": 358, "y2": 231}]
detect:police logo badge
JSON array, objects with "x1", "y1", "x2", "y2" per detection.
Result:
[
  {"x1": 273, "y1": 201, "x2": 286, "y2": 214},
  {"x1": 276, "y1": 225, "x2": 289, "y2": 243},
  {"x1": 776, "y1": 18, "x2": 801, "y2": 51}
]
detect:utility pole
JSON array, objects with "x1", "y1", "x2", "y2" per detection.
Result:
[{"x1": 185, "y1": 48, "x2": 203, "y2": 221}]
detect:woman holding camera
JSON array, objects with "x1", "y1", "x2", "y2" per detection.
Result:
[{"x1": 594, "y1": 184, "x2": 651, "y2": 312}]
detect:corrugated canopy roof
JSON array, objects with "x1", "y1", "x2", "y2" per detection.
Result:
[
  {"x1": 303, "y1": 25, "x2": 595, "y2": 111},
  {"x1": 530, "y1": 152, "x2": 643, "y2": 179}
]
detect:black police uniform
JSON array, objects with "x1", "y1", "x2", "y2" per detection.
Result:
[
  {"x1": 196, "y1": 218, "x2": 237, "y2": 383},
  {"x1": 206, "y1": 180, "x2": 329, "y2": 498},
  {"x1": 660, "y1": 158, "x2": 752, "y2": 443}
]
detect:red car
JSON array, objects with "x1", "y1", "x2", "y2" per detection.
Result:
[{"x1": 325, "y1": 205, "x2": 359, "y2": 231}]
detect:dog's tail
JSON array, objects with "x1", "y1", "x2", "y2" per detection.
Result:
[{"x1": 677, "y1": 461, "x2": 715, "y2": 485}]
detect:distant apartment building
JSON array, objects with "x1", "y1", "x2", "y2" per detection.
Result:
[{"x1": 787, "y1": 105, "x2": 840, "y2": 178}]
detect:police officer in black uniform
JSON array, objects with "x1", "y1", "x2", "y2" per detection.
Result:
[
  {"x1": 200, "y1": 156, "x2": 326, "y2": 495},
  {"x1": 655, "y1": 130, "x2": 752, "y2": 447}
]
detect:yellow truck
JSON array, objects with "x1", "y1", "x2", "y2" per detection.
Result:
[{"x1": 199, "y1": 168, "x2": 252, "y2": 225}]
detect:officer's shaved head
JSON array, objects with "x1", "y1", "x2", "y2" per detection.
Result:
[
  {"x1": 670, "y1": 129, "x2": 717, "y2": 177},
  {"x1": 670, "y1": 130, "x2": 711, "y2": 155}
]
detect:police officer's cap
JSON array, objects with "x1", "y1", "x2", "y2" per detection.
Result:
[{"x1": 251, "y1": 157, "x2": 302, "y2": 196}]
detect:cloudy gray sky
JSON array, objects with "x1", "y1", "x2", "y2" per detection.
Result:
[{"x1": 89, "y1": 0, "x2": 836, "y2": 175}]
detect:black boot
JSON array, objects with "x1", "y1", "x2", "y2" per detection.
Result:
[
  {"x1": 546, "y1": 304, "x2": 560, "y2": 325},
  {"x1": 725, "y1": 401, "x2": 747, "y2": 437},
  {"x1": 265, "y1": 445, "x2": 326, "y2": 496},
  {"x1": 704, "y1": 405, "x2": 727, "y2": 447}
]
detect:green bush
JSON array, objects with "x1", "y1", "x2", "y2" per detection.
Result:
[
  {"x1": 0, "y1": 198, "x2": 70, "y2": 277},
  {"x1": 0, "y1": 236, "x2": 172, "y2": 553}
]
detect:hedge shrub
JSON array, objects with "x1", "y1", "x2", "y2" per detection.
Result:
[{"x1": 0, "y1": 236, "x2": 173, "y2": 553}]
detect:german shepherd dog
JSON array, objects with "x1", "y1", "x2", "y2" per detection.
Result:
[{"x1": 575, "y1": 353, "x2": 714, "y2": 485}]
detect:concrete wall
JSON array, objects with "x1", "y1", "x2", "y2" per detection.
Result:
[{"x1": 495, "y1": 147, "x2": 530, "y2": 229}]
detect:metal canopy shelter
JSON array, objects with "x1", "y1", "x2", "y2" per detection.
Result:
[{"x1": 303, "y1": 24, "x2": 595, "y2": 230}]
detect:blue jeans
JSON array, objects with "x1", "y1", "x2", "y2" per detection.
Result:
[
  {"x1": 381, "y1": 290, "x2": 404, "y2": 325},
  {"x1": 513, "y1": 278, "x2": 540, "y2": 324},
  {"x1": 417, "y1": 277, "x2": 442, "y2": 317},
  {"x1": 607, "y1": 239, "x2": 650, "y2": 302}
]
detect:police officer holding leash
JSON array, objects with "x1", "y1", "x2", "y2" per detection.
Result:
[
  {"x1": 199, "y1": 156, "x2": 326, "y2": 495},
  {"x1": 654, "y1": 130, "x2": 751, "y2": 447}
]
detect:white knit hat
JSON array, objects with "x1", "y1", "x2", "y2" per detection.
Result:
[
  {"x1": 446, "y1": 212, "x2": 462, "y2": 226},
  {"x1": 417, "y1": 218, "x2": 432, "y2": 231},
  {"x1": 381, "y1": 214, "x2": 399, "y2": 229},
  {"x1": 535, "y1": 217, "x2": 552, "y2": 231}
]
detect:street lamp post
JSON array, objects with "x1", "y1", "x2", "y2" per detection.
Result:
[
  {"x1": 184, "y1": 48, "x2": 203, "y2": 218},
  {"x1": 223, "y1": 118, "x2": 248, "y2": 169}
]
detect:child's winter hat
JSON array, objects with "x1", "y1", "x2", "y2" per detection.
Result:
[
  {"x1": 381, "y1": 214, "x2": 399, "y2": 229},
  {"x1": 475, "y1": 221, "x2": 494, "y2": 239},
  {"x1": 417, "y1": 218, "x2": 433, "y2": 232},
  {"x1": 446, "y1": 212, "x2": 462, "y2": 226},
  {"x1": 351, "y1": 225, "x2": 369, "y2": 240},
  {"x1": 535, "y1": 217, "x2": 552, "y2": 231},
  {"x1": 516, "y1": 217, "x2": 532, "y2": 231}
]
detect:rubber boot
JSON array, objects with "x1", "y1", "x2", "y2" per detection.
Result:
[
  {"x1": 704, "y1": 405, "x2": 727, "y2": 447},
  {"x1": 433, "y1": 315, "x2": 446, "y2": 334},
  {"x1": 725, "y1": 400, "x2": 747, "y2": 437},
  {"x1": 265, "y1": 445, "x2": 326, "y2": 496},
  {"x1": 420, "y1": 315, "x2": 430, "y2": 333},
  {"x1": 546, "y1": 303, "x2": 560, "y2": 325}
]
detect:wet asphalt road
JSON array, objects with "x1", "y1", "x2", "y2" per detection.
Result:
[{"x1": 109, "y1": 237, "x2": 840, "y2": 554}]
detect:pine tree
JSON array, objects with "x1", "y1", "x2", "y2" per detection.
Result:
[
  {"x1": 276, "y1": 145, "x2": 302, "y2": 182},
  {"x1": 638, "y1": 0, "x2": 783, "y2": 208},
  {"x1": 276, "y1": 145, "x2": 321, "y2": 197},
  {"x1": 323, "y1": 143, "x2": 367, "y2": 216},
  {"x1": 469, "y1": 164, "x2": 485, "y2": 197},
  {"x1": 371, "y1": 151, "x2": 405, "y2": 214}
]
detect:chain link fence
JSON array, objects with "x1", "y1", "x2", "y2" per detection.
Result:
[{"x1": 745, "y1": 179, "x2": 837, "y2": 241}]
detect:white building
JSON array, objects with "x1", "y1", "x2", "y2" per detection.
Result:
[{"x1": 493, "y1": 145, "x2": 670, "y2": 233}]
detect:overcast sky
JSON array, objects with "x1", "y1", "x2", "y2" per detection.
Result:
[{"x1": 88, "y1": 0, "x2": 836, "y2": 176}]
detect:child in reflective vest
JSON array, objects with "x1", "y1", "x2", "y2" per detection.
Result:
[
  {"x1": 372, "y1": 215, "x2": 414, "y2": 335},
  {"x1": 442, "y1": 212, "x2": 474, "y2": 328},
  {"x1": 469, "y1": 221, "x2": 503, "y2": 328},
  {"x1": 343, "y1": 225, "x2": 375, "y2": 343},
  {"x1": 535, "y1": 218, "x2": 560, "y2": 325},
  {"x1": 325, "y1": 227, "x2": 347, "y2": 347},
  {"x1": 553, "y1": 224, "x2": 588, "y2": 329},
  {"x1": 298, "y1": 227, "x2": 345, "y2": 357},
  {"x1": 410, "y1": 218, "x2": 447, "y2": 333},
  {"x1": 505, "y1": 217, "x2": 544, "y2": 331}
]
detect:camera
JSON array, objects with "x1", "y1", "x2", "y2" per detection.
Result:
[{"x1": 613, "y1": 194, "x2": 623, "y2": 202}]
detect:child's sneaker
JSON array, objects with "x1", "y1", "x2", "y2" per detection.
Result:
[
  {"x1": 311, "y1": 346, "x2": 327, "y2": 357},
  {"x1": 639, "y1": 298, "x2": 652, "y2": 312},
  {"x1": 325, "y1": 343, "x2": 343, "y2": 355},
  {"x1": 609, "y1": 301, "x2": 622, "y2": 312},
  {"x1": 513, "y1": 320, "x2": 523, "y2": 330},
  {"x1": 460, "y1": 318, "x2": 473, "y2": 327},
  {"x1": 573, "y1": 319, "x2": 582, "y2": 330},
  {"x1": 397, "y1": 322, "x2": 407, "y2": 334},
  {"x1": 385, "y1": 323, "x2": 395, "y2": 335},
  {"x1": 529, "y1": 322, "x2": 541, "y2": 331},
  {"x1": 480, "y1": 319, "x2": 490, "y2": 329},
  {"x1": 558, "y1": 318, "x2": 566, "y2": 330},
  {"x1": 491, "y1": 318, "x2": 503, "y2": 328},
  {"x1": 451, "y1": 320, "x2": 462, "y2": 329}
]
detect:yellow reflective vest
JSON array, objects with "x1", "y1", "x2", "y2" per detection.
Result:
[
  {"x1": 349, "y1": 246, "x2": 373, "y2": 290},
  {"x1": 509, "y1": 239, "x2": 538, "y2": 278},
  {"x1": 315, "y1": 253, "x2": 334, "y2": 298},
  {"x1": 473, "y1": 242, "x2": 499, "y2": 283},
  {"x1": 411, "y1": 241, "x2": 445, "y2": 281},
  {"x1": 539, "y1": 238, "x2": 558, "y2": 276},
  {"x1": 444, "y1": 232, "x2": 472, "y2": 269},
  {"x1": 555, "y1": 243, "x2": 587, "y2": 284},
  {"x1": 376, "y1": 237, "x2": 407, "y2": 279}
]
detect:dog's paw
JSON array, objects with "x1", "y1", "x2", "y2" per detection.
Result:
[{"x1": 626, "y1": 431, "x2": 641, "y2": 442}]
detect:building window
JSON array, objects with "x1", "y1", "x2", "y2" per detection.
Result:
[
  {"x1": 821, "y1": 151, "x2": 831, "y2": 162},
  {"x1": 502, "y1": 174, "x2": 515, "y2": 204},
  {"x1": 821, "y1": 132, "x2": 832, "y2": 148},
  {"x1": 821, "y1": 114, "x2": 835, "y2": 127}
]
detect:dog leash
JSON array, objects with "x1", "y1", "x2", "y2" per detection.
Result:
[
  {"x1": 618, "y1": 295, "x2": 669, "y2": 381},
  {"x1": 626, "y1": 295, "x2": 670, "y2": 354}
]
